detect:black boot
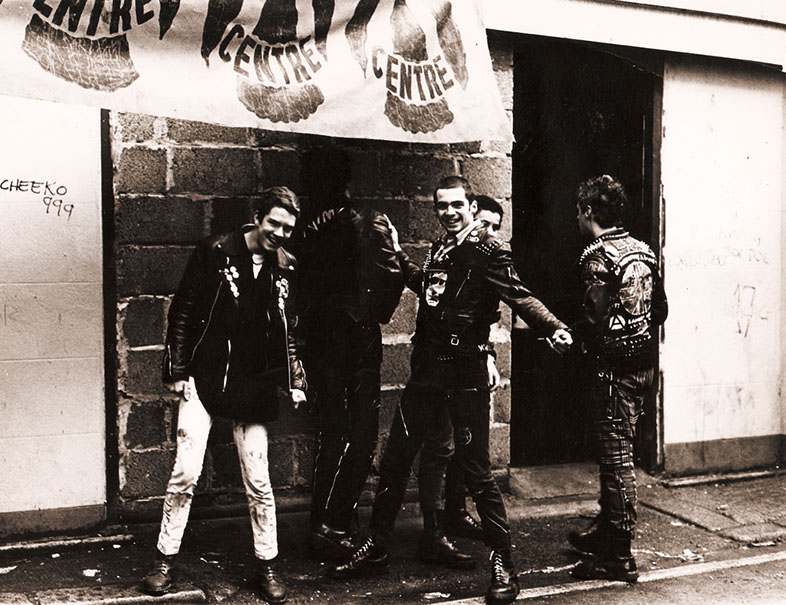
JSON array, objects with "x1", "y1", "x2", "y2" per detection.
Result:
[
  {"x1": 416, "y1": 531, "x2": 475, "y2": 569},
  {"x1": 444, "y1": 507, "x2": 485, "y2": 540},
  {"x1": 486, "y1": 550, "x2": 519, "y2": 603},
  {"x1": 567, "y1": 515, "x2": 609, "y2": 556},
  {"x1": 141, "y1": 551, "x2": 176, "y2": 596},
  {"x1": 330, "y1": 535, "x2": 389, "y2": 579},
  {"x1": 257, "y1": 558, "x2": 288, "y2": 604},
  {"x1": 571, "y1": 533, "x2": 638, "y2": 583},
  {"x1": 308, "y1": 523, "x2": 355, "y2": 561}
]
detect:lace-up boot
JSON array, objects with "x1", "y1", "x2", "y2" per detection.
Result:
[
  {"x1": 141, "y1": 552, "x2": 176, "y2": 595},
  {"x1": 444, "y1": 507, "x2": 484, "y2": 540},
  {"x1": 571, "y1": 531, "x2": 638, "y2": 583},
  {"x1": 330, "y1": 535, "x2": 389, "y2": 579},
  {"x1": 567, "y1": 515, "x2": 609, "y2": 556},
  {"x1": 416, "y1": 531, "x2": 475, "y2": 569},
  {"x1": 257, "y1": 558, "x2": 287, "y2": 603},
  {"x1": 486, "y1": 549, "x2": 519, "y2": 603}
]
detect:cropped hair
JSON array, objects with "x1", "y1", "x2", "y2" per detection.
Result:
[
  {"x1": 474, "y1": 195, "x2": 504, "y2": 220},
  {"x1": 576, "y1": 175, "x2": 627, "y2": 228},
  {"x1": 253, "y1": 186, "x2": 301, "y2": 221},
  {"x1": 433, "y1": 175, "x2": 474, "y2": 203}
]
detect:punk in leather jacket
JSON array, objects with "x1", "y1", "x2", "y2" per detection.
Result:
[
  {"x1": 397, "y1": 222, "x2": 567, "y2": 357},
  {"x1": 576, "y1": 227, "x2": 668, "y2": 363},
  {"x1": 162, "y1": 228, "x2": 306, "y2": 422}
]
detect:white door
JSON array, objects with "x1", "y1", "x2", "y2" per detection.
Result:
[{"x1": 0, "y1": 95, "x2": 105, "y2": 535}]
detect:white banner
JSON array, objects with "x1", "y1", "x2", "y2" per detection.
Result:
[{"x1": 0, "y1": 0, "x2": 511, "y2": 143}]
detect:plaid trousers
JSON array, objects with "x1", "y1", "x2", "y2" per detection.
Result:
[{"x1": 589, "y1": 362, "x2": 654, "y2": 536}]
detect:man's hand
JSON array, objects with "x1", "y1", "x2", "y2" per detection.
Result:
[
  {"x1": 486, "y1": 355, "x2": 500, "y2": 391},
  {"x1": 291, "y1": 389, "x2": 307, "y2": 409},
  {"x1": 547, "y1": 329, "x2": 573, "y2": 354},
  {"x1": 166, "y1": 379, "x2": 191, "y2": 398},
  {"x1": 384, "y1": 214, "x2": 402, "y2": 253}
]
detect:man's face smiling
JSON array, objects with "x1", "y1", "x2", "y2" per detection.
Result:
[
  {"x1": 475, "y1": 210, "x2": 501, "y2": 236},
  {"x1": 435, "y1": 187, "x2": 477, "y2": 235},
  {"x1": 252, "y1": 206, "x2": 297, "y2": 252}
]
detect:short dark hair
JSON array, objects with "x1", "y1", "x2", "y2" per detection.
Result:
[
  {"x1": 576, "y1": 175, "x2": 626, "y2": 228},
  {"x1": 434, "y1": 175, "x2": 474, "y2": 203},
  {"x1": 252, "y1": 186, "x2": 300, "y2": 222},
  {"x1": 474, "y1": 195, "x2": 504, "y2": 220}
]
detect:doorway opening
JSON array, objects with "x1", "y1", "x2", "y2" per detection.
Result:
[{"x1": 509, "y1": 36, "x2": 663, "y2": 471}]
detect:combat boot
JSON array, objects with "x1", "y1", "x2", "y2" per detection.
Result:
[
  {"x1": 141, "y1": 551, "x2": 176, "y2": 596},
  {"x1": 330, "y1": 535, "x2": 389, "y2": 579},
  {"x1": 571, "y1": 532, "x2": 638, "y2": 583},
  {"x1": 444, "y1": 507, "x2": 484, "y2": 540},
  {"x1": 486, "y1": 549, "x2": 519, "y2": 603},
  {"x1": 257, "y1": 558, "x2": 287, "y2": 604},
  {"x1": 567, "y1": 515, "x2": 609, "y2": 556},
  {"x1": 416, "y1": 531, "x2": 475, "y2": 569}
]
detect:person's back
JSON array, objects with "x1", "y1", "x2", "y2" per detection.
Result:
[{"x1": 296, "y1": 147, "x2": 403, "y2": 557}]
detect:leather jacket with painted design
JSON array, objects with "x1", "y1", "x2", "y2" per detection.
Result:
[{"x1": 576, "y1": 228, "x2": 668, "y2": 361}]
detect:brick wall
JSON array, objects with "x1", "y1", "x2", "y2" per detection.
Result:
[{"x1": 113, "y1": 42, "x2": 514, "y2": 519}]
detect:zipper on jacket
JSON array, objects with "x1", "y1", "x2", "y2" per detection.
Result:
[
  {"x1": 453, "y1": 269, "x2": 471, "y2": 300},
  {"x1": 222, "y1": 339, "x2": 231, "y2": 392},
  {"x1": 187, "y1": 281, "x2": 222, "y2": 367},
  {"x1": 280, "y1": 304, "x2": 293, "y2": 391}
]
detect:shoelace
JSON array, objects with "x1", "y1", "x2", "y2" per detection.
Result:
[
  {"x1": 350, "y1": 538, "x2": 374, "y2": 564},
  {"x1": 152, "y1": 560, "x2": 172, "y2": 574},
  {"x1": 260, "y1": 566, "x2": 281, "y2": 581},
  {"x1": 490, "y1": 551, "x2": 506, "y2": 578}
]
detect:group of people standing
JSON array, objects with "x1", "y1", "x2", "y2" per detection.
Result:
[{"x1": 140, "y1": 147, "x2": 667, "y2": 605}]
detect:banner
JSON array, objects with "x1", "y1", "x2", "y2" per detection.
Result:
[{"x1": 0, "y1": 0, "x2": 511, "y2": 143}]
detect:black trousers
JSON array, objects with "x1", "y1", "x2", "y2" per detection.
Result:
[
  {"x1": 370, "y1": 354, "x2": 511, "y2": 552},
  {"x1": 587, "y1": 359, "x2": 654, "y2": 537},
  {"x1": 308, "y1": 315, "x2": 382, "y2": 532},
  {"x1": 420, "y1": 416, "x2": 468, "y2": 513}
]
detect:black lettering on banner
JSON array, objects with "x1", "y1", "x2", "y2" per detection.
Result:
[
  {"x1": 31, "y1": 0, "x2": 163, "y2": 36},
  {"x1": 219, "y1": 24, "x2": 244, "y2": 63},
  {"x1": 372, "y1": 48, "x2": 454, "y2": 104},
  {"x1": 109, "y1": 0, "x2": 133, "y2": 35},
  {"x1": 234, "y1": 36, "x2": 256, "y2": 77}
]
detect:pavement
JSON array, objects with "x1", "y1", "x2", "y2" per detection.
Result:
[{"x1": 2, "y1": 466, "x2": 786, "y2": 604}]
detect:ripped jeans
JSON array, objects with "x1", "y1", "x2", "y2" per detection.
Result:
[{"x1": 157, "y1": 378, "x2": 277, "y2": 559}]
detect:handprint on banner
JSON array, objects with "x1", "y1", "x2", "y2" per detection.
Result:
[
  {"x1": 347, "y1": 0, "x2": 468, "y2": 133},
  {"x1": 22, "y1": 0, "x2": 180, "y2": 91}
]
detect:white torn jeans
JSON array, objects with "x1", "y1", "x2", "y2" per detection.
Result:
[{"x1": 156, "y1": 377, "x2": 278, "y2": 560}]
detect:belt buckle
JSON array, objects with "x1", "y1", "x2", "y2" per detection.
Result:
[{"x1": 450, "y1": 334, "x2": 459, "y2": 346}]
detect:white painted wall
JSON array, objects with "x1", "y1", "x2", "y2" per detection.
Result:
[
  {"x1": 660, "y1": 59, "x2": 784, "y2": 447},
  {"x1": 0, "y1": 96, "x2": 105, "y2": 515}
]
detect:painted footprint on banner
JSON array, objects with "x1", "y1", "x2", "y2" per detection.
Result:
[
  {"x1": 202, "y1": 0, "x2": 330, "y2": 123},
  {"x1": 22, "y1": 0, "x2": 180, "y2": 91},
  {"x1": 346, "y1": 0, "x2": 468, "y2": 134}
]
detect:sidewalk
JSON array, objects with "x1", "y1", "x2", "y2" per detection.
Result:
[{"x1": 2, "y1": 469, "x2": 785, "y2": 604}]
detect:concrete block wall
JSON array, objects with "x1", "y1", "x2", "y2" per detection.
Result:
[{"x1": 112, "y1": 42, "x2": 514, "y2": 517}]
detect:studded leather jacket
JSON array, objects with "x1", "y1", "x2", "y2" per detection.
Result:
[
  {"x1": 162, "y1": 228, "x2": 306, "y2": 421},
  {"x1": 397, "y1": 223, "x2": 566, "y2": 357},
  {"x1": 576, "y1": 228, "x2": 668, "y2": 363}
]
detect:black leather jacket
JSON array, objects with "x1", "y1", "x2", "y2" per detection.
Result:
[
  {"x1": 398, "y1": 224, "x2": 567, "y2": 356},
  {"x1": 575, "y1": 228, "x2": 668, "y2": 363},
  {"x1": 163, "y1": 228, "x2": 306, "y2": 421},
  {"x1": 292, "y1": 205, "x2": 404, "y2": 325}
]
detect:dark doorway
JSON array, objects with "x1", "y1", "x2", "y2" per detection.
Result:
[{"x1": 509, "y1": 37, "x2": 663, "y2": 470}]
